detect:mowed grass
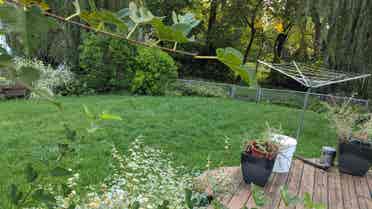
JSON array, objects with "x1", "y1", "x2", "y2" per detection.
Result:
[{"x1": 0, "y1": 95, "x2": 336, "y2": 204}]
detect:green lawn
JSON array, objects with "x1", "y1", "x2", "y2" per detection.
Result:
[{"x1": 0, "y1": 95, "x2": 336, "y2": 204}]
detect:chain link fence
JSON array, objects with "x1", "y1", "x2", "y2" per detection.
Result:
[{"x1": 177, "y1": 79, "x2": 369, "y2": 112}]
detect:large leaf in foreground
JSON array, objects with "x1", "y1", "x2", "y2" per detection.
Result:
[
  {"x1": 172, "y1": 11, "x2": 200, "y2": 36},
  {"x1": 216, "y1": 47, "x2": 250, "y2": 85},
  {"x1": 151, "y1": 18, "x2": 190, "y2": 43},
  {"x1": 0, "y1": 5, "x2": 57, "y2": 56},
  {"x1": 128, "y1": 2, "x2": 154, "y2": 24}
]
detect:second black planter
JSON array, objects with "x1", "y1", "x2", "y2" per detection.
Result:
[
  {"x1": 241, "y1": 152, "x2": 276, "y2": 187},
  {"x1": 338, "y1": 141, "x2": 372, "y2": 176}
]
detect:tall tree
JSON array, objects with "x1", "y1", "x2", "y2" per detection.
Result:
[{"x1": 205, "y1": 0, "x2": 219, "y2": 55}]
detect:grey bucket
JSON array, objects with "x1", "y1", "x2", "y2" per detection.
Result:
[{"x1": 320, "y1": 146, "x2": 337, "y2": 167}]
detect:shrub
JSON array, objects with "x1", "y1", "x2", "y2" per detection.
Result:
[
  {"x1": 13, "y1": 57, "x2": 74, "y2": 98},
  {"x1": 169, "y1": 81, "x2": 228, "y2": 98},
  {"x1": 74, "y1": 139, "x2": 202, "y2": 209},
  {"x1": 130, "y1": 47, "x2": 178, "y2": 95},
  {"x1": 78, "y1": 33, "x2": 136, "y2": 92}
]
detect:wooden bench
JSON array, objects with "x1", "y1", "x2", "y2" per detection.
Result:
[
  {"x1": 197, "y1": 159, "x2": 372, "y2": 209},
  {"x1": 0, "y1": 85, "x2": 27, "y2": 98}
]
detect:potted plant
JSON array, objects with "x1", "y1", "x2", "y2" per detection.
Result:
[
  {"x1": 327, "y1": 99, "x2": 372, "y2": 176},
  {"x1": 241, "y1": 127, "x2": 280, "y2": 187}
]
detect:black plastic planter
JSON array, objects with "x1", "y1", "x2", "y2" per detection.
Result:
[
  {"x1": 241, "y1": 152, "x2": 276, "y2": 187},
  {"x1": 338, "y1": 140, "x2": 372, "y2": 176}
]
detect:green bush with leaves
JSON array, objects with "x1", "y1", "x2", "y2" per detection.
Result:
[
  {"x1": 130, "y1": 47, "x2": 178, "y2": 95},
  {"x1": 78, "y1": 33, "x2": 137, "y2": 93},
  {"x1": 169, "y1": 81, "x2": 228, "y2": 98}
]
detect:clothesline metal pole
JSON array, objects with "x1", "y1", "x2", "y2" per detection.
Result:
[{"x1": 296, "y1": 87, "x2": 312, "y2": 141}]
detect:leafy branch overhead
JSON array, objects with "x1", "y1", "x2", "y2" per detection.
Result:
[{"x1": 0, "y1": 0, "x2": 252, "y2": 87}]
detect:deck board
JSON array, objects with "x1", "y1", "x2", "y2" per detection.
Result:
[
  {"x1": 328, "y1": 172, "x2": 344, "y2": 209},
  {"x1": 354, "y1": 176, "x2": 372, "y2": 209},
  {"x1": 278, "y1": 160, "x2": 304, "y2": 209},
  {"x1": 296, "y1": 163, "x2": 315, "y2": 209},
  {"x1": 202, "y1": 159, "x2": 371, "y2": 209},
  {"x1": 313, "y1": 169, "x2": 328, "y2": 207}
]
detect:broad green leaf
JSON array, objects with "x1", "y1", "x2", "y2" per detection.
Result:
[
  {"x1": 128, "y1": 2, "x2": 154, "y2": 24},
  {"x1": 151, "y1": 18, "x2": 190, "y2": 43},
  {"x1": 99, "y1": 113, "x2": 122, "y2": 121},
  {"x1": 171, "y1": 11, "x2": 200, "y2": 36},
  {"x1": 17, "y1": 66, "x2": 41, "y2": 86},
  {"x1": 117, "y1": 8, "x2": 130, "y2": 19},
  {"x1": 9, "y1": 184, "x2": 23, "y2": 205},
  {"x1": 25, "y1": 164, "x2": 38, "y2": 183},
  {"x1": 216, "y1": 47, "x2": 250, "y2": 85},
  {"x1": 0, "y1": 0, "x2": 4, "y2": 4},
  {"x1": 50, "y1": 167, "x2": 72, "y2": 177},
  {"x1": 80, "y1": 10, "x2": 128, "y2": 33}
]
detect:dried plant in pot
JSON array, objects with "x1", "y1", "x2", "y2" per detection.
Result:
[
  {"x1": 241, "y1": 127, "x2": 280, "y2": 187},
  {"x1": 326, "y1": 99, "x2": 372, "y2": 176}
]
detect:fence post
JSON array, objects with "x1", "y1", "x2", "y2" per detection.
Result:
[
  {"x1": 257, "y1": 88, "x2": 262, "y2": 103},
  {"x1": 230, "y1": 85, "x2": 236, "y2": 98}
]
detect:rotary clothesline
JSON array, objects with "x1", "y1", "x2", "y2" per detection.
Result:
[{"x1": 258, "y1": 60, "x2": 371, "y2": 140}]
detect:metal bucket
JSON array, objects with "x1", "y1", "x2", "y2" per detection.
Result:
[{"x1": 320, "y1": 146, "x2": 337, "y2": 168}]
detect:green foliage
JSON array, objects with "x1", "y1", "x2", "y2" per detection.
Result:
[
  {"x1": 83, "y1": 104, "x2": 123, "y2": 133},
  {"x1": 151, "y1": 18, "x2": 190, "y2": 43},
  {"x1": 80, "y1": 10, "x2": 128, "y2": 33},
  {"x1": 0, "y1": 5, "x2": 57, "y2": 56},
  {"x1": 31, "y1": 189, "x2": 56, "y2": 208},
  {"x1": 169, "y1": 81, "x2": 228, "y2": 98},
  {"x1": 78, "y1": 33, "x2": 137, "y2": 92},
  {"x1": 216, "y1": 47, "x2": 250, "y2": 85},
  {"x1": 50, "y1": 167, "x2": 73, "y2": 177},
  {"x1": 130, "y1": 47, "x2": 178, "y2": 95},
  {"x1": 280, "y1": 186, "x2": 302, "y2": 207},
  {"x1": 251, "y1": 184, "x2": 268, "y2": 207},
  {"x1": 172, "y1": 11, "x2": 200, "y2": 36},
  {"x1": 303, "y1": 193, "x2": 326, "y2": 209},
  {"x1": 25, "y1": 164, "x2": 38, "y2": 183},
  {"x1": 128, "y1": 2, "x2": 155, "y2": 24}
]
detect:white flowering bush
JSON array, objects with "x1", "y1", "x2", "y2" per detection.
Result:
[
  {"x1": 13, "y1": 57, "x2": 74, "y2": 98},
  {"x1": 76, "y1": 138, "x2": 205, "y2": 209}
]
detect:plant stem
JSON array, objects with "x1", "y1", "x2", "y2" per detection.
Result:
[{"x1": 127, "y1": 23, "x2": 139, "y2": 39}]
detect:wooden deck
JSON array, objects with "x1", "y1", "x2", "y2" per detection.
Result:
[{"x1": 202, "y1": 159, "x2": 372, "y2": 209}]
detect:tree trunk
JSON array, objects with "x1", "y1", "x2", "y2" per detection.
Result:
[
  {"x1": 205, "y1": 0, "x2": 219, "y2": 55},
  {"x1": 243, "y1": 27, "x2": 256, "y2": 64},
  {"x1": 311, "y1": 9, "x2": 321, "y2": 58}
]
